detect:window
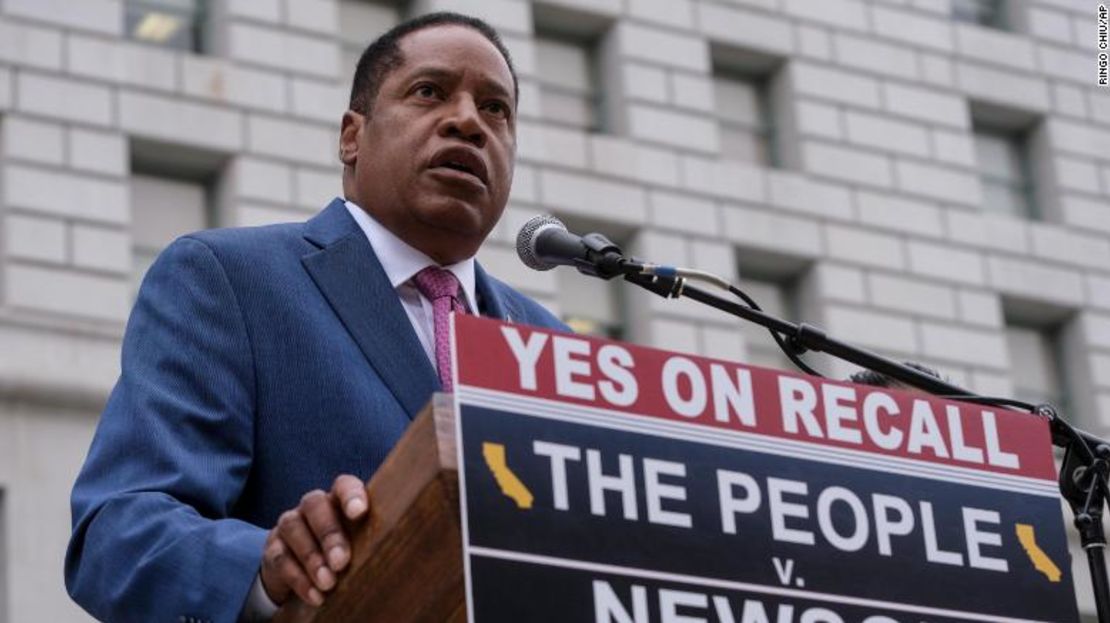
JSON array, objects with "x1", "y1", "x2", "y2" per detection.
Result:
[
  {"x1": 556, "y1": 267, "x2": 624, "y2": 339},
  {"x1": 737, "y1": 278, "x2": 796, "y2": 371},
  {"x1": 125, "y1": 0, "x2": 205, "y2": 52},
  {"x1": 1005, "y1": 324, "x2": 1066, "y2": 411},
  {"x1": 553, "y1": 216, "x2": 626, "y2": 338},
  {"x1": 951, "y1": 0, "x2": 1006, "y2": 29},
  {"x1": 973, "y1": 125, "x2": 1036, "y2": 218},
  {"x1": 338, "y1": 1, "x2": 403, "y2": 78},
  {"x1": 710, "y1": 42, "x2": 784, "y2": 168},
  {"x1": 713, "y1": 70, "x2": 776, "y2": 166},
  {"x1": 130, "y1": 175, "x2": 212, "y2": 291},
  {"x1": 534, "y1": 32, "x2": 602, "y2": 131}
]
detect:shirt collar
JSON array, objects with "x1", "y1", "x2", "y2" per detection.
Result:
[{"x1": 344, "y1": 200, "x2": 478, "y2": 312}]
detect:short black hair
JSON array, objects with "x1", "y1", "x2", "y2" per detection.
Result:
[
  {"x1": 348, "y1": 11, "x2": 518, "y2": 115},
  {"x1": 849, "y1": 361, "x2": 944, "y2": 389}
]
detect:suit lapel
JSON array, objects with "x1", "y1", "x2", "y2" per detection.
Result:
[
  {"x1": 301, "y1": 200, "x2": 438, "y2": 419},
  {"x1": 475, "y1": 263, "x2": 521, "y2": 323}
]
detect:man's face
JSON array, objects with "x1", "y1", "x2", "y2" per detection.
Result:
[{"x1": 340, "y1": 25, "x2": 516, "y2": 265}]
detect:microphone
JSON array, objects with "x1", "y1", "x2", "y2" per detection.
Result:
[{"x1": 515, "y1": 215, "x2": 628, "y2": 279}]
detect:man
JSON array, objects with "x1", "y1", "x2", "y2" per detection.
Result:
[{"x1": 65, "y1": 13, "x2": 565, "y2": 622}]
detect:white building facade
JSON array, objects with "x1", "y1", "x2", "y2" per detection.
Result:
[{"x1": 0, "y1": 0, "x2": 1107, "y2": 620}]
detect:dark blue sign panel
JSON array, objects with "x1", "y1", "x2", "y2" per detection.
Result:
[
  {"x1": 457, "y1": 404, "x2": 1078, "y2": 622},
  {"x1": 470, "y1": 556, "x2": 975, "y2": 623}
]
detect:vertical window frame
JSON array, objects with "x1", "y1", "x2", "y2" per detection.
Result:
[
  {"x1": 736, "y1": 275, "x2": 800, "y2": 371},
  {"x1": 1004, "y1": 323, "x2": 1070, "y2": 415},
  {"x1": 553, "y1": 215, "x2": 628, "y2": 340},
  {"x1": 972, "y1": 124, "x2": 1039, "y2": 220},
  {"x1": 711, "y1": 62, "x2": 781, "y2": 168},
  {"x1": 337, "y1": 0, "x2": 405, "y2": 80},
  {"x1": 533, "y1": 29, "x2": 604, "y2": 133}
]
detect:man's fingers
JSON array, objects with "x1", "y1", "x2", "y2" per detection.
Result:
[
  {"x1": 262, "y1": 538, "x2": 322, "y2": 607},
  {"x1": 261, "y1": 538, "x2": 292, "y2": 605},
  {"x1": 301, "y1": 490, "x2": 350, "y2": 572},
  {"x1": 274, "y1": 542, "x2": 324, "y2": 607},
  {"x1": 277, "y1": 508, "x2": 335, "y2": 592},
  {"x1": 332, "y1": 474, "x2": 368, "y2": 520},
  {"x1": 260, "y1": 477, "x2": 367, "y2": 608}
]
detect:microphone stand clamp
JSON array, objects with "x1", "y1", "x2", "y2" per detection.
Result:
[{"x1": 573, "y1": 233, "x2": 628, "y2": 280}]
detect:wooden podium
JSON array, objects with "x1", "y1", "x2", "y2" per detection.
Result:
[{"x1": 274, "y1": 393, "x2": 463, "y2": 623}]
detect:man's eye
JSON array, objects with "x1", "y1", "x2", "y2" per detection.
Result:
[
  {"x1": 484, "y1": 101, "x2": 510, "y2": 118},
  {"x1": 414, "y1": 84, "x2": 440, "y2": 98}
]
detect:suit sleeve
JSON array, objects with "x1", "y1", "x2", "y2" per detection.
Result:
[{"x1": 65, "y1": 237, "x2": 267, "y2": 623}]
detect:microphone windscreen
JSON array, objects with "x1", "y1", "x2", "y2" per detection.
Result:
[{"x1": 516, "y1": 214, "x2": 566, "y2": 271}]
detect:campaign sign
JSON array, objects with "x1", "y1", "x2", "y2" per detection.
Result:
[{"x1": 450, "y1": 315, "x2": 1079, "y2": 623}]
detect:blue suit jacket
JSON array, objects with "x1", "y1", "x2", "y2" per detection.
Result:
[{"x1": 65, "y1": 199, "x2": 566, "y2": 622}]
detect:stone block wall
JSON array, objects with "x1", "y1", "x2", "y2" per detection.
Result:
[{"x1": 0, "y1": 0, "x2": 1106, "y2": 619}]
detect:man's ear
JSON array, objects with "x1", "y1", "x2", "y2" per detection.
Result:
[{"x1": 339, "y1": 111, "x2": 364, "y2": 166}]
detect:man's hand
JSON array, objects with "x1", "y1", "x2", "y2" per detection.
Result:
[{"x1": 260, "y1": 475, "x2": 369, "y2": 607}]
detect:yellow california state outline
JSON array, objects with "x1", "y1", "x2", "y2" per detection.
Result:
[
  {"x1": 1015, "y1": 523, "x2": 1062, "y2": 583},
  {"x1": 482, "y1": 442, "x2": 535, "y2": 510}
]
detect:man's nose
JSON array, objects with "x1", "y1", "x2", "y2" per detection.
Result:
[{"x1": 440, "y1": 95, "x2": 486, "y2": 147}]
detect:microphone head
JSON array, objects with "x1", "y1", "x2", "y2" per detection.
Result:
[{"x1": 516, "y1": 214, "x2": 566, "y2": 271}]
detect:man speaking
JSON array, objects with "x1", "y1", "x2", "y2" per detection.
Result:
[{"x1": 65, "y1": 13, "x2": 565, "y2": 622}]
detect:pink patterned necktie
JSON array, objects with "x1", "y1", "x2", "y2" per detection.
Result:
[{"x1": 411, "y1": 266, "x2": 466, "y2": 392}]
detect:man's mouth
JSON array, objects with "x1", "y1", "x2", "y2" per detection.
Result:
[
  {"x1": 429, "y1": 147, "x2": 489, "y2": 186},
  {"x1": 437, "y1": 161, "x2": 480, "y2": 179}
]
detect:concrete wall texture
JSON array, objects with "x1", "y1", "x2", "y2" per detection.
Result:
[{"x1": 0, "y1": 0, "x2": 1107, "y2": 620}]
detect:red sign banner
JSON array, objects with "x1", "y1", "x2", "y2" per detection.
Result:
[{"x1": 455, "y1": 315, "x2": 1055, "y2": 482}]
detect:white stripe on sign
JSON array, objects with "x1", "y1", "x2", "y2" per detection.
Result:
[{"x1": 458, "y1": 386, "x2": 1059, "y2": 498}]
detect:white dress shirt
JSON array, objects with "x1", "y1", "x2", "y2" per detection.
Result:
[
  {"x1": 240, "y1": 200, "x2": 478, "y2": 621},
  {"x1": 343, "y1": 199, "x2": 478, "y2": 361}
]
